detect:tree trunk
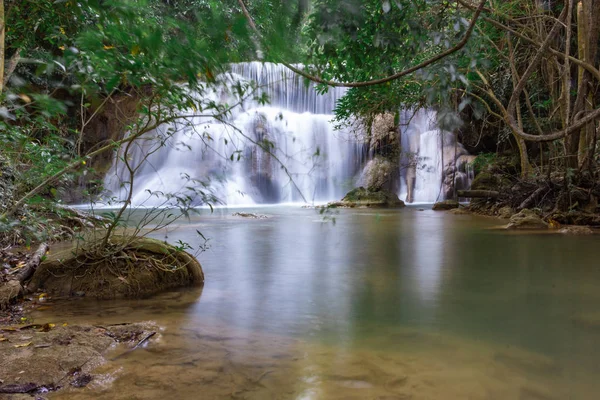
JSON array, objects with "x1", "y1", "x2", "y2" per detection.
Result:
[
  {"x1": 0, "y1": 0, "x2": 5, "y2": 94},
  {"x1": 579, "y1": 0, "x2": 600, "y2": 170}
]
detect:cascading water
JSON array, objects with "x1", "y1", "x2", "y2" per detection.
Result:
[
  {"x1": 398, "y1": 109, "x2": 474, "y2": 203},
  {"x1": 104, "y1": 63, "x2": 365, "y2": 206},
  {"x1": 104, "y1": 62, "x2": 472, "y2": 207}
]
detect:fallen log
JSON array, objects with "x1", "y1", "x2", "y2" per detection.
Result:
[
  {"x1": 457, "y1": 190, "x2": 499, "y2": 198},
  {"x1": 518, "y1": 185, "x2": 548, "y2": 211},
  {"x1": 0, "y1": 243, "x2": 48, "y2": 308},
  {"x1": 14, "y1": 243, "x2": 49, "y2": 284}
]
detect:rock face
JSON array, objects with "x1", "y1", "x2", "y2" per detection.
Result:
[
  {"x1": 506, "y1": 209, "x2": 548, "y2": 229},
  {"x1": 441, "y1": 148, "x2": 474, "y2": 199},
  {"x1": 432, "y1": 200, "x2": 459, "y2": 211},
  {"x1": 370, "y1": 113, "x2": 400, "y2": 158},
  {"x1": 357, "y1": 113, "x2": 401, "y2": 193},
  {"x1": 246, "y1": 113, "x2": 280, "y2": 203},
  {"x1": 329, "y1": 187, "x2": 405, "y2": 208},
  {"x1": 358, "y1": 156, "x2": 398, "y2": 192},
  {"x1": 63, "y1": 92, "x2": 142, "y2": 203}
]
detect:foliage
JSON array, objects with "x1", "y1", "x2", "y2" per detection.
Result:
[
  {"x1": 471, "y1": 152, "x2": 497, "y2": 175},
  {"x1": 0, "y1": 0, "x2": 260, "y2": 246},
  {"x1": 300, "y1": 0, "x2": 486, "y2": 130}
]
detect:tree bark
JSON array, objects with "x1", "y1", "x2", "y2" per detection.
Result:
[
  {"x1": 13, "y1": 243, "x2": 49, "y2": 284},
  {"x1": 0, "y1": 0, "x2": 5, "y2": 94},
  {"x1": 3, "y1": 48, "x2": 20, "y2": 86}
]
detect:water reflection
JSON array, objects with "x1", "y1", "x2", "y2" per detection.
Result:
[
  {"x1": 29, "y1": 207, "x2": 600, "y2": 399},
  {"x1": 411, "y1": 211, "x2": 445, "y2": 306}
]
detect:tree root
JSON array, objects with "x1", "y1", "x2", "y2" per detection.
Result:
[{"x1": 27, "y1": 236, "x2": 203, "y2": 298}]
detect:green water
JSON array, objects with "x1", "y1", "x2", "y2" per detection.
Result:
[{"x1": 33, "y1": 207, "x2": 600, "y2": 399}]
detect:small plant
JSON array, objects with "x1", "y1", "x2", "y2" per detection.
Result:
[{"x1": 472, "y1": 153, "x2": 497, "y2": 175}]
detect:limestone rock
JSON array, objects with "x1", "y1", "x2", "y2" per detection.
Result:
[
  {"x1": 358, "y1": 156, "x2": 398, "y2": 192},
  {"x1": 506, "y1": 209, "x2": 548, "y2": 230},
  {"x1": 370, "y1": 113, "x2": 399, "y2": 157}
]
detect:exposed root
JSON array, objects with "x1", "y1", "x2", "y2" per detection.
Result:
[{"x1": 27, "y1": 236, "x2": 203, "y2": 298}]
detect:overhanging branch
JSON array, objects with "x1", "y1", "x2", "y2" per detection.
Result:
[{"x1": 237, "y1": 0, "x2": 488, "y2": 88}]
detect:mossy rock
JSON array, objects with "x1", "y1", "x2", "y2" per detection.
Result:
[
  {"x1": 28, "y1": 236, "x2": 204, "y2": 299},
  {"x1": 506, "y1": 209, "x2": 548, "y2": 230},
  {"x1": 330, "y1": 187, "x2": 405, "y2": 208},
  {"x1": 497, "y1": 206, "x2": 515, "y2": 219},
  {"x1": 432, "y1": 200, "x2": 459, "y2": 211},
  {"x1": 471, "y1": 172, "x2": 500, "y2": 191}
]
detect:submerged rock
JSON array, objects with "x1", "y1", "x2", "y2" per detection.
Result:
[
  {"x1": 506, "y1": 209, "x2": 548, "y2": 230},
  {"x1": 0, "y1": 322, "x2": 157, "y2": 396},
  {"x1": 559, "y1": 226, "x2": 594, "y2": 235},
  {"x1": 432, "y1": 200, "x2": 459, "y2": 211},
  {"x1": 329, "y1": 187, "x2": 405, "y2": 208},
  {"x1": 232, "y1": 212, "x2": 268, "y2": 219}
]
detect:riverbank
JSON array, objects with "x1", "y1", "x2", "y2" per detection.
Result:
[{"x1": 0, "y1": 320, "x2": 158, "y2": 398}]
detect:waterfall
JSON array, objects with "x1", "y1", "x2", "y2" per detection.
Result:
[
  {"x1": 104, "y1": 63, "x2": 472, "y2": 207},
  {"x1": 104, "y1": 63, "x2": 365, "y2": 207},
  {"x1": 398, "y1": 109, "x2": 473, "y2": 203}
]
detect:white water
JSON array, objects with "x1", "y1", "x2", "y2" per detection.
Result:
[{"x1": 104, "y1": 63, "x2": 470, "y2": 207}]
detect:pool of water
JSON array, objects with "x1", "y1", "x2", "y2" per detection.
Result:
[{"x1": 31, "y1": 206, "x2": 600, "y2": 399}]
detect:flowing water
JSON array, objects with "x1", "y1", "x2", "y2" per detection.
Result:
[
  {"x1": 29, "y1": 207, "x2": 600, "y2": 399},
  {"x1": 103, "y1": 63, "x2": 471, "y2": 207}
]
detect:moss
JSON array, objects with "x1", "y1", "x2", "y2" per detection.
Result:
[
  {"x1": 28, "y1": 236, "x2": 204, "y2": 299},
  {"x1": 332, "y1": 187, "x2": 405, "y2": 208},
  {"x1": 470, "y1": 172, "x2": 500, "y2": 191},
  {"x1": 506, "y1": 209, "x2": 548, "y2": 230}
]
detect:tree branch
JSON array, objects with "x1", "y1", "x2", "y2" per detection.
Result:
[{"x1": 237, "y1": 0, "x2": 488, "y2": 88}]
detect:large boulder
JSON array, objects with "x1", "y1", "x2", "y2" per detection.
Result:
[
  {"x1": 358, "y1": 156, "x2": 398, "y2": 192},
  {"x1": 506, "y1": 209, "x2": 548, "y2": 230},
  {"x1": 329, "y1": 187, "x2": 405, "y2": 208},
  {"x1": 28, "y1": 236, "x2": 204, "y2": 298},
  {"x1": 370, "y1": 113, "x2": 400, "y2": 158}
]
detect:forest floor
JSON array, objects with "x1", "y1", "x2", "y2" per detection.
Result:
[{"x1": 0, "y1": 247, "x2": 158, "y2": 398}]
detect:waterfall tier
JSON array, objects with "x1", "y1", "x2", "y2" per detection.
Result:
[{"x1": 104, "y1": 63, "x2": 471, "y2": 207}]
